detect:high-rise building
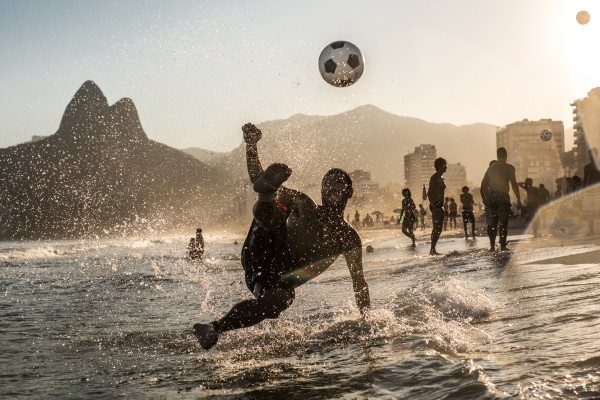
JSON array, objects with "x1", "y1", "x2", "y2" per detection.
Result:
[
  {"x1": 496, "y1": 119, "x2": 565, "y2": 190},
  {"x1": 404, "y1": 144, "x2": 437, "y2": 200},
  {"x1": 445, "y1": 163, "x2": 467, "y2": 200},
  {"x1": 570, "y1": 87, "x2": 600, "y2": 176},
  {"x1": 349, "y1": 169, "x2": 380, "y2": 199}
]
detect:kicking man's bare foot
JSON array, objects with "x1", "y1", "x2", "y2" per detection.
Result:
[
  {"x1": 253, "y1": 163, "x2": 292, "y2": 193},
  {"x1": 193, "y1": 323, "x2": 218, "y2": 350},
  {"x1": 429, "y1": 249, "x2": 442, "y2": 256}
]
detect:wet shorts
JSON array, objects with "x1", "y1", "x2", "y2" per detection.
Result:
[
  {"x1": 489, "y1": 191, "x2": 512, "y2": 215},
  {"x1": 241, "y1": 220, "x2": 296, "y2": 301},
  {"x1": 430, "y1": 204, "x2": 445, "y2": 222},
  {"x1": 462, "y1": 209, "x2": 475, "y2": 223}
]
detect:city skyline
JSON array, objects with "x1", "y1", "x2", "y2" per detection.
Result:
[{"x1": 1, "y1": 0, "x2": 599, "y2": 152}]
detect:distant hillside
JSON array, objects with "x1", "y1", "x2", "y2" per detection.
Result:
[
  {"x1": 0, "y1": 81, "x2": 236, "y2": 239},
  {"x1": 181, "y1": 147, "x2": 227, "y2": 165},
  {"x1": 187, "y1": 105, "x2": 497, "y2": 188}
]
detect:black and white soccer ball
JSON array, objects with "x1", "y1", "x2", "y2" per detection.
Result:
[
  {"x1": 540, "y1": 129, "x2": 552, "y2": 141},
  {"x1": 318, "y1": 41, "x2": 365, "y2": 87}
]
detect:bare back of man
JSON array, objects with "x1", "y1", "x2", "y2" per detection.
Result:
[
  {"x1": 481, "y1": 148, "x2": 521, "y2": 251},
  {"x1": 486, "y1": 162, "x2": 516, "y2": 193}
]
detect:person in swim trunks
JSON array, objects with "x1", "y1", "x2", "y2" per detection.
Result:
[
  {"x1": 481, "y1": 147, "x2": 521, "y2": 251},
  {"x1": 427, "y1": 157, "x2": 447, "y2": 255},
  {"x1": 460, "y1": 186, "x2": 476, "y2": 239},
  {"x1": 193, "y1": 123, "x2": 371, "y2": 350}
]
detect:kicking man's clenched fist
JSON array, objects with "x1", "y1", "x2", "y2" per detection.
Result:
[{"x1": 242, "y1": 123, "x2": 262, "y2": 144}]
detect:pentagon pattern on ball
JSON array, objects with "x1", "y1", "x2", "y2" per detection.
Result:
[
  {"x1": 318, "y1": 40, "x2": 365, "y2": 87},
  {"x1": 347, "y1": 54, "x2": 360, "y2": 69},
  {"x1": 324, "y1": 59, "x2": 337, "y2": 74}
]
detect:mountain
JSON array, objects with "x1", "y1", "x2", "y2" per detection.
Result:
[
  {"x1": 182, "y1": 147, "x2": 228, "y2": 165},
  {"x1": 0, "y1": 81, "x2": 236, "y2": 239},
  {"x1": 190, "y1": 105, "x2": 497, "y2": 189}
]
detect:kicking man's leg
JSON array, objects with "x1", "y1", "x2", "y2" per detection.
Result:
[
  {"x1": 252, "y1": 163, "x2": 292, "y2": 231},
  {"x1": 194, "y1": 286, "x2": 294, "y2": 350}
]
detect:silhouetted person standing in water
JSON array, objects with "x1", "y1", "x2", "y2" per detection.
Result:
[
  {"x1": 427, "y1": 157, "x2": 447, "y2": 255},
  {"x1": 193, "y1": 123, "x2": 370, "y2": 350},
  {"x1": 481, "y1": 148, "x2": 521, "y2": 251},
  {"x1": 583, "y1": 149, "x2": 600, "y2": 187},
  {"x1": 400, "y1": 188, "x2": 416, "y2": 247},
  {"x1": 460, "y1": 186, "x2": 476, "y2": 239},
  {"x1": 187, "y1": 228, "x2": 205, "y2": 260},
  {"x1": 448, "y1": 198, "x2": 458, "y2": 229}
]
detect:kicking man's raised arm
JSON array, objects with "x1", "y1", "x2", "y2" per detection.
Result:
[
  {"x1": 242, "y1": 123, "x2": 264, "y2": 184},
  {"x1": 344, "y1": 246, "x2": 371, "y2": 315}
]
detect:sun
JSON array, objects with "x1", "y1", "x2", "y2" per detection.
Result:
[{"x1": 560, "y1": 3, "x2": 600, "y2": 95}]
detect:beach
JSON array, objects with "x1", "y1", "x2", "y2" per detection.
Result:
[{"x1": 1, "y1": 207, "x2": 599, "y2": 399}]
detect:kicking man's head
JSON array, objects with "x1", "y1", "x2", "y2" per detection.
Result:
[
  {"x1": 321, "y1": 168, "x2": 353, "y2": 206},
  {"x1": 402, "y1": 188, "x2": 411, "y2": 198},
  {"x1": 462, "y1": 186, "x2": 469, "y2": 193}
]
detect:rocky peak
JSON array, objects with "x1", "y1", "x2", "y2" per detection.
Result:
[
  {"x1": 106, "y1": 98, "x2": 147, "y2": 143},
  {"x1": 55, "y1": 81, "x2": 147, "y2": 144}
]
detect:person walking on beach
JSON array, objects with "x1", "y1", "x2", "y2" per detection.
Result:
[
  {"x1": 193, "y1": 123, "x2": 370, "y2": 350},
  {"x1": 460, "y1": 186, "x2": 476, "y2": 239},
  {"x1": 481, "y1": 148, "x2": 521, "y2": 251},
  {"x1": 400, "y1": 188, "x2": 417, "y2": 247},
  {"x1": 448, "y1": 198, "x2": 458, "y2": 229},
  {"x1": 427, "y1": 157, "x2": 447, "y2": 255}
]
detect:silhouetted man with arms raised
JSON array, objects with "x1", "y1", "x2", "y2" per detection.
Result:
[
  {"x1": 193, "y1": 123, "x2": 370, "y2": 350},
  {"x1": 427, "y1": 157, "x2": 447, "y2": 255},
  {"x1": 481, "y1": 147, "x2": 521, "y2": 251}
]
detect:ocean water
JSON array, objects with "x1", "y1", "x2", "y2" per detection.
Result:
[{"x1": 1, "y1": 229, "x2": 600, "y2": 399}]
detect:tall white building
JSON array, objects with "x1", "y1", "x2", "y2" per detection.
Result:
[
  {"x1": 496, "y1": 119, "x2": 565, "y2": 190},
  {"x1": 445, "y1": 163, "x2": 467, "y2": 200},
  {"x1": 570, "y1": 87, "x2": 600, "y2": 176},
  {"x1": 404, "y1": 145, "x2": 437, "y2": 199}
]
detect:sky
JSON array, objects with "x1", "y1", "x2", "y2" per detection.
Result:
[{"x1": 1, "y1": 0, "x2": 599, "y2": 152}]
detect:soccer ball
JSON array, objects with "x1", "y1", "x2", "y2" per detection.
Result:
[
  {"x1": 318, "y1": 41, "x2": 365, "y2": 87},
  {"x1": 540, "y1": 129, "x2": 552, "y2": 141}
]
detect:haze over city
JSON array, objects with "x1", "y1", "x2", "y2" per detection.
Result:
[{"x1": 1, "y1": 0, "x2": 599, "y2": 152}]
